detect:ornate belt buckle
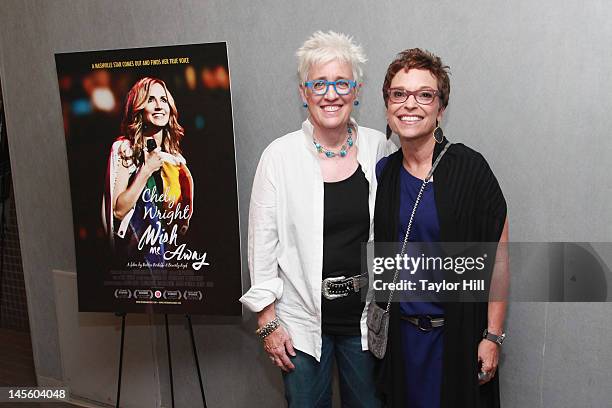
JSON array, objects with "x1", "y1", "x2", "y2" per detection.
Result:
[
  {"x1": 352, "y1": 275, "x2": 363, "y2": 293},
  {"x1": 322, "y1": 276, "x2": 348, "y2": 300}
]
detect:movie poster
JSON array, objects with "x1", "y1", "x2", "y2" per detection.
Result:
[{"x1": 55, "y1": 43, "x2": 241, "y2": 315}]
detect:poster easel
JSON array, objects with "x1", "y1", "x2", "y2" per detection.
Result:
[{"x1": 114, "y1": 313, "x2": 207, "y2": 408}]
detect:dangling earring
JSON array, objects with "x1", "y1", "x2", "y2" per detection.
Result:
[
  {"x1": 353, "y1": 100, "x2": 359, "y2": 106},
  {"x1": 433, "y1": 121, "x2": 444, "y2": 144},
  {"x1": 303, "y1": 102, "x2": 308, "y2": 108},
  {"x1": 385, "y1": 125, "x2": 393, "y2": 140}
]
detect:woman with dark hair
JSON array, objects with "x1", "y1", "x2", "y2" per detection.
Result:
[
  {"x1": 103, "y1": 77, "x2": 193, "y2": 262},
  {"x1": 374, "y1": 49, "x2": 508, "y2": 407}
]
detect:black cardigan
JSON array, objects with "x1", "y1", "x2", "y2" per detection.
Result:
[{"x1": 374, "y1": 137, "x2": 507, "y2": 408}]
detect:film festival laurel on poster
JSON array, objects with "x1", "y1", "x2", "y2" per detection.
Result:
[{"x1": 55, "y1": 43, "x2": 242, "y2": 316}]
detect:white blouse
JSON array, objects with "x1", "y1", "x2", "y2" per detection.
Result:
[{"x1": 239, "y1": 118, "x2": 397, "y2": 361}]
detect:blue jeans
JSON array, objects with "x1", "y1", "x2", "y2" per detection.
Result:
[{"x1": 282, "y1": 334, "x2": 381, "y2": 408}]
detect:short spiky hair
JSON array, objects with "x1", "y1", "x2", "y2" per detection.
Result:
[
  {"x1": 382, "y1": 48, "x2": 451, "y2": 109},
  {"x1": 296, "y1": 31, "x2": 367, "y2": 84}
]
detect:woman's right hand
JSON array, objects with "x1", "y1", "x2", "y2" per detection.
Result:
[
  {"x1": 263, "y1": 326, "x2": 296, "y2": 372},
  {"x1": 143, "y1": 149, "x2": 163, "y2": 175}
]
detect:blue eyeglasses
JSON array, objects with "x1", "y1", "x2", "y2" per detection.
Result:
[{"x1": 304, "y1": 79, "x2": 357, "y2": 95}]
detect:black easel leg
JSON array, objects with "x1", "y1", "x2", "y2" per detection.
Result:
[
  {"x1": 165, "y1": 314, "x2": 175, "y2": 408},
  {"x1": 116, "y1": 313, "x2": 126, "y2": 408},
  {"x1": 186, "y1": 314, "x2": 207, "y2": 408}
]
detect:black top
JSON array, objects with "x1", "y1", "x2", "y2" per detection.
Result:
[
  {"x1": 374, "y1": 139, "x2": 507, "y2": 408},
  {"x1": 321, "y1": 165, "x2": 370, "y2": 336}
]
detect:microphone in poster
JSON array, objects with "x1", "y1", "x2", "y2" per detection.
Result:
[{"x1": 146, "y1": 137, "x2": 157, "y2": 152}]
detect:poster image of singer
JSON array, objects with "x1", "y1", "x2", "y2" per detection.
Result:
[{"x1": 55, "y1": 43, "x2": 241, "y2": 315}]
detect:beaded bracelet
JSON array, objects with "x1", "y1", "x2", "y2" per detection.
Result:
[{"x1": 255, "y1": 317, "x2": 280, "y2": 339}]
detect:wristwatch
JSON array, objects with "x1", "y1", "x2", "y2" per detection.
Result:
[{"x1": 483, "y1": 329, "x2": 506, "y2": 346}]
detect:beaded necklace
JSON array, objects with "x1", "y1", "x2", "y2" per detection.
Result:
[{"x1": 313, "y1": 126, "x2": 354, "y2": 158}]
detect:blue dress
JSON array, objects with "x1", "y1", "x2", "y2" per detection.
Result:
[{"x1": 377, "y1": 157, "x2": 443, "y2": 408}]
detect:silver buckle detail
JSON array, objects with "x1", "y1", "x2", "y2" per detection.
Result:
[
  {"x1": 353, "y1": 276, "x2": 362, "y2": 293},
  {"x1": 322, "y1": 276, "x2": 349, "y2": 300}
]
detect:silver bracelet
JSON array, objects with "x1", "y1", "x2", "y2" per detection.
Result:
[{"x1": 255, "y1": 317, "x2": 280, "y2": 339}]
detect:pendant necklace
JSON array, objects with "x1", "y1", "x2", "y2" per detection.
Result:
[{"x1": 313, "y1": 126, "x2": 354, "y2": 158}]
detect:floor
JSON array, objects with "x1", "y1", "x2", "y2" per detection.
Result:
[{"x1": 0, "y1": 328, "x2": 78, "y2": 407}]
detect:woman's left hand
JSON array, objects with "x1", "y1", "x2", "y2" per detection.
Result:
[{"x1": 477, "y1": 339, "x2": 499, "y2": 385}]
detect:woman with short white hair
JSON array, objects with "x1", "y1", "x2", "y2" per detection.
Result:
[{"x1": 240, "y1": 31, "x2": 394, "y2": 406}]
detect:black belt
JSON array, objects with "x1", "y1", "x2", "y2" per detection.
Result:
[
  {"x1": 321, "y1": 274, "x2": 367, "y2": 300},
  {"x1": 400, "y1": 315, "x2": 445, "y2": 332}
]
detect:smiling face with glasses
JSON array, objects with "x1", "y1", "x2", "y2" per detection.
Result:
[
  {"x1": 299, "y1": 60, "x2": 359, "y2": 133},
  {"x1": 385, "y1": 68, "x2": 444, "y2": 142}
]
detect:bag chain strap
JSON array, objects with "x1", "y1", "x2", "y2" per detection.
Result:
[{"x1": 384, "y1": 142, "x2": 451, "y2": 313}]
